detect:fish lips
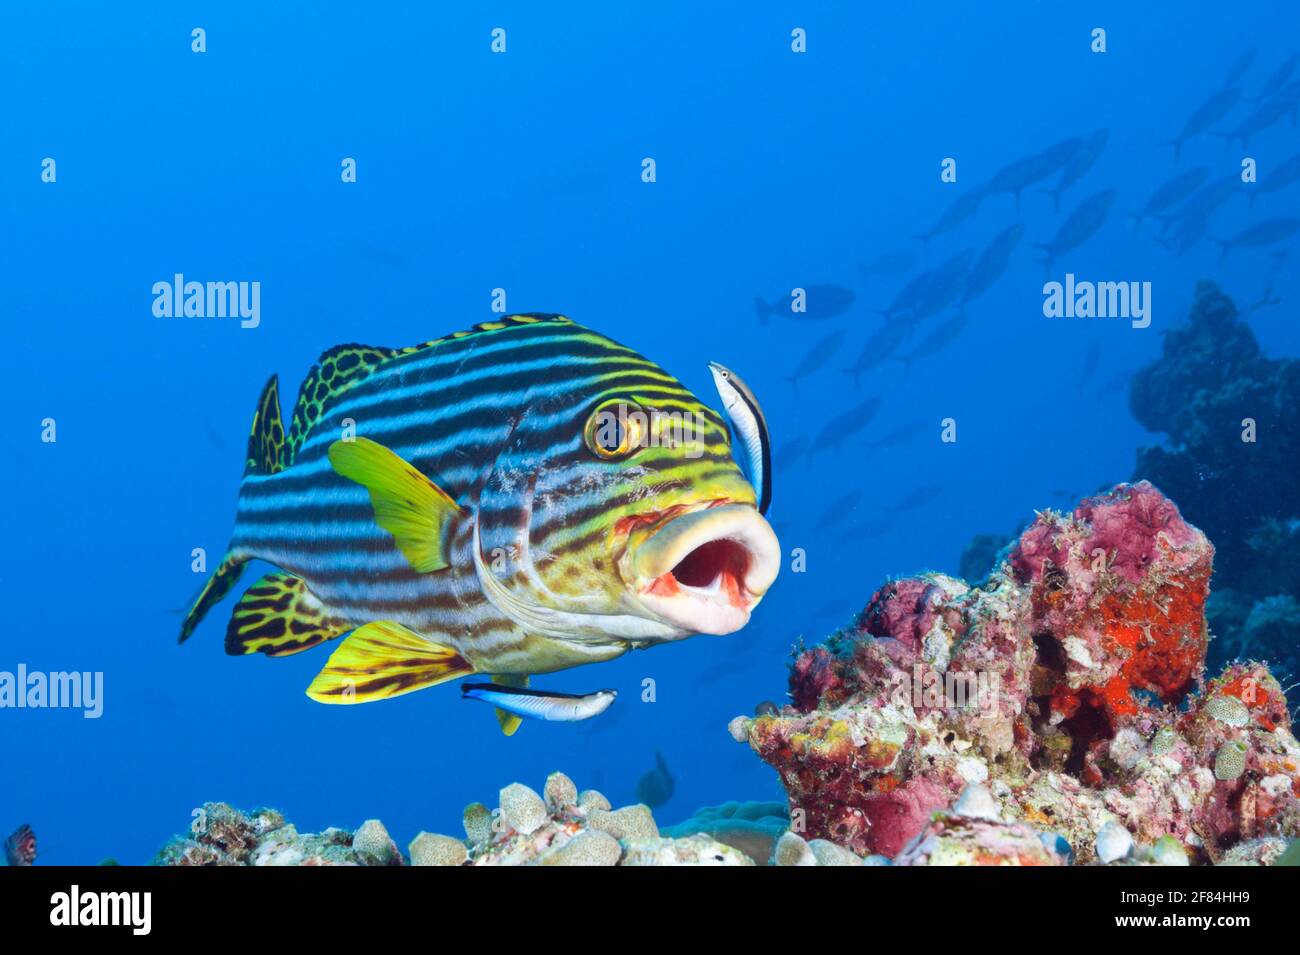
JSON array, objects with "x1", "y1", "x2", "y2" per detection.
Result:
[{"x1": 621, "y1": 503, "x2": 780, "y2": 635}]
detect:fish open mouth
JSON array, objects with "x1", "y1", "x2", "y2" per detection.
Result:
[{"x1": 619, "y1": 502, "x2": 780, "y2": 636}]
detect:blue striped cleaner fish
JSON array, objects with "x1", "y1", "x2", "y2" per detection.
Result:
[
  {"x1": 708, "y1": 362, "x2": 771, "y2": 516},
  {"x1": 179, "y1": 314, "x2": 781, "y2": 734},
  {"x1": 461, "y1": 683, "x2": 617, "y2": 723}
]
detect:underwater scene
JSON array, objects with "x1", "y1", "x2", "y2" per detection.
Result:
[{"x1": 4, "y1": 0, "x2": 1300, "y2": 888}]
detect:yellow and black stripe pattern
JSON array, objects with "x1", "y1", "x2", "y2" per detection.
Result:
[{"x1": 182, "y1": 313, "x2": 755, "y2": 696}]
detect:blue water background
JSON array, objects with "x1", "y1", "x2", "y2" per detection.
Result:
[{"x1": 2, "y1": 2, "x2": 1297, "y2": 863}]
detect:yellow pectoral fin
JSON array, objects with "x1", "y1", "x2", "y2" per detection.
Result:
[
  {"x1": 492, "y1": 674, "x2": 530, "y2": 737},
  {"x1": 306, "y1": 621, "x2": 475, "y2": 704},
  {"x1": 327, "y1": 437, "x2": 463, "y2": 573}
]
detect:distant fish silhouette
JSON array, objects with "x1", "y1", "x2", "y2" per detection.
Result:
[
  {"x1": 199, "y1": 414, "x2": 230, "y2": 455},
  {"x1": 912, "y1": 193, "x2": 982, "y2": 247},
  {"x1": 834, "y1": 517, "x2": 893, "y2": 541},
  {"x1": 1249, "y1": 153, "x2": 1300, "y2": 206},
  {"x1": 843, "y1": 321, "x2": 909, "y2": 388},
  {"x1": 1130, "y1": 167, "x2": 1209, "y2": 229},
  {"x1": 1034, "y1": 189, "x2": 1117, "y2": 273},
  {"x1": 859, "y1": 249, "x2": 916, "y2": 277},
  {"x1": 1158, "y1": 209, "x2": 1216, "y2": 257},
  {"x1": 910, "y1": 249, "x2": 974, "y2": 323},
  {"x1": 1165, "y1": 87, "x2": 1241, "y2": 159},
  {"x1": 1251, "y1": 54, "x2": 1300, "y2": 102},
  {"x1": 813, "y1": 490, "x2": 862, "y2": 531},
  {"x1": 879, "y1": 270, "x2": 934, "y2": 319},
  {"x1": 811, "y1": 396, "x2": 882, "y2": 453},
  {"x1": 891, "y1": 483, "x2": 944, "y2": 512},
  {"x1": 897, "y1": 314, "x2": 966, "y2": 374},
  {"x1": 1162, "y1": 175, "x2": 1241, "y2": 232},
  {"x1": 756, "y1": 285, "x2": 854, "y2": 324},
  {"x1": 1212, "y1": 96, "x2": 1293, "y2": 149},
  {"x1": 774, "y1": 436, "x2": 810, "y2": 471},
  {"x1": 1041, "y1": 129, "x2": 1108, "y2": 212},
  {"x1": 865, "y1": 419, "x2": 925, "y2": 453},
  {"x1": 635, "y1": 751, "x2": 675, "y2": 809},
  {"x1": 784, "y1": 330, "x2": 847, "y2": 392},
  {"x1": 1243, "y1": 284, "x2": 1282, "y2": 316},
  {"x1": 960, "y1": 224, "x2": 1025, "y2": 310},
  {"x1": 1221, "y1": 48, "x2": 1257, "y2": 90},
  {"x1": 975, "y1": 137, "x2": 1082, "y2": 211},
  {"x1": 1211, "y1": 218, "x2": 1300, "y2": 263}
]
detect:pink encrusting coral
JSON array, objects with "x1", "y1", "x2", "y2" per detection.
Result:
[{"x1": 735, "y1": 482, "x2": 1300, "y2": 864}]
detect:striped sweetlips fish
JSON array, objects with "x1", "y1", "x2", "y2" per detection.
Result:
[{"x1": 179, "y1": 313, "x2": 780, "y2": 733}]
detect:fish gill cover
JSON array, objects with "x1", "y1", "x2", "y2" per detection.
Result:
[{"x1": 2, "y1": 1, "x2": 1299, "y2": 889}]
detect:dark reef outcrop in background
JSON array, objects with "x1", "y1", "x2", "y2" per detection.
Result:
[
  {"x1": 1130, "y1": 282, "x2": 1300, "y2": 677},
  {"x1": 958, "y1": 282, "x2": 1300, "y2": 679}
]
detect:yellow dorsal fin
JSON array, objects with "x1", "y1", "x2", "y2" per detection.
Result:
[
  {"x1": 328, "y1": 438, "x2": 462, "y2": 572},
  {"x1": 306, "y1": 621, "x2": 475, "y2": 704},
  {"x1": 226, "y1": 572, "x2": 350, "y2": 658},
  {"x1": 492, "y1": 674, "x2": 530, "y2": 737}
]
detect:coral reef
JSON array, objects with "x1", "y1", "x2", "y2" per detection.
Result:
[
  {"x1": 659, "y1": 800, "x2": 790, "y2": 864},
  {"x1": 154, "y1": 803, "x2": 372, "y2": 866},
  {"x1": 152, "y1": 772, "x2": 749, "y2": 867},
  {"x1": 733, "y1": 482, "x2": 1300, "y2": 864},
  {"x1": 1130, "y1": 282, "x2": 1300, "y2": 678},
  {"x1": 142, "y1": 477, "x2": 1300, "y2": 867}
]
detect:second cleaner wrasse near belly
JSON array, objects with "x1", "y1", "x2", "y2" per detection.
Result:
[{"x1": 178, "y1": 313, "x2": 780, "y2": 735}]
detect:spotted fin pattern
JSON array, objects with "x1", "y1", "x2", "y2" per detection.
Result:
[
  {"x1": 284, "y1": 316, "x2": 570, "y2": 465},
  {"x1": 179, "y1": 553, "x2": 248, "y2": 645},
  {"x1": 226, "y1": 573, "x2": 351, "y2": 657},
  {"x1": 244, "y1": 375, "x2": 286, "y2": 476},
  {"x1": 286, "y1": 344, "x2": 396, "y2": 464}
]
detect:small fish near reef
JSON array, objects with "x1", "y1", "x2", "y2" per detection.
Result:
[
  {"x1": 5, "y1": 825, "x2": 36, "y2": 866},
  {"x1": 179, "y1": 314, "x2": 780, "y2": 735},
  {"x1": 461, "y1": 683, "x2": 616, "y2": 731}
]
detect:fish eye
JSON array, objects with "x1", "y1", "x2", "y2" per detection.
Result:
[{"x1": 583, "y1": 400, "x2": 646, "y2": 460}]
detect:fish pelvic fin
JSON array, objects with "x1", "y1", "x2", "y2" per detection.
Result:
[
  {"x1": 179, "y1": 552, "x2": 249, "y2": 644},
  {"x1": 244, "y1": 375, "x2": 287, "y2": 477},
  {"x1": 306, "y1": 621, "x2": 475, "y2": 704},
  {"x1": 328, "y1": 437, "x2": 463, "y2": 573},
  {"x1": 492, "y1": 674, "x2": 530, "y2": 737},
  {"x1": 226, "y1": 573, "x2": 351, "y2": 657}
]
